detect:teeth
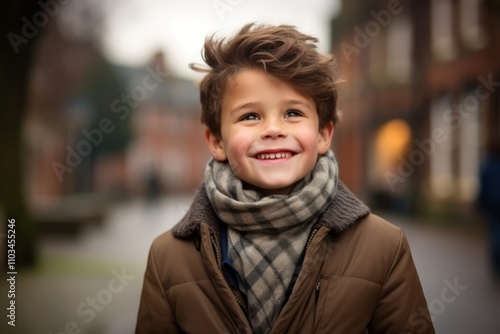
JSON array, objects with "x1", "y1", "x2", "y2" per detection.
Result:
[{"x1": 257, "y1": 152, "x2": 292, "y2": 160}]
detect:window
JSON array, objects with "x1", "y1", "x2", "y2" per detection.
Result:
[
  {"x1": 430, "y1": 96, "x2": 453, "y2": 198},
  {"x1": 459, "y1": 0, "x2": 487, "y2": 50},
  {"x1": 386, "y1": 15, "x2": 412, "y2": 83},
  {"x1": 458, "y1": 90, "x2": 481, "y2": 201},
  {"x1": 369, "y1": 31, "x2": 386, "y2": 85},
  {"x1": 372, "y1": 119, "x2": 411, "y2": 192},
  {"x1": 431, "y1": 0, "x2": 457, "y2": 61}
]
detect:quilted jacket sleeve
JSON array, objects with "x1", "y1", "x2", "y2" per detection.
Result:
[
  {"x1": 368, "y1": 231, "x2": 435, "y2": 334},
  {"x1": 135, "y1": 242, "x2": 180, "y2": 334}
]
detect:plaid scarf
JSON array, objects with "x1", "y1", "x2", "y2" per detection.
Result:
[{"x1": 204, "y1": 151, "x2": 339, "y2": 334}]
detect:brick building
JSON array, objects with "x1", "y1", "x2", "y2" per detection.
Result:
[
  {"x1": 24, "y1": 20, "x2": 208, "y2": 223},
  {"x1": 330, "y1": 0, "x2": 500, "y2": 219}
]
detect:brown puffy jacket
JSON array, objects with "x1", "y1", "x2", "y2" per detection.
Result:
[{"x1": 136, "y1": 182, "x2": 435, "y2": 333}]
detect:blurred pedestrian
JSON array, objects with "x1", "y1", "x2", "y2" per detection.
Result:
[{"x1": 477, "y1": 142, "x2": 500, "y2": 278}]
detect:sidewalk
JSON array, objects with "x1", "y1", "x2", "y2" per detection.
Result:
[
  {"x1": 387, "y1": 213, "x2": 500, "y2": 334},
  {"x1": 1, "y1": 195, "x2": 193, "y2": 334}
]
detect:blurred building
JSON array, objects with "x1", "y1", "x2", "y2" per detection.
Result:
[
  {"x1": 24, "y1": 19, "x2": 208, "y2": 225},
  {"x1": 330, "y1": 0, "x2": 500, "y2": 220},
  {"x1": 123, "y1": 52, "x2": 209, "y2": 197}
]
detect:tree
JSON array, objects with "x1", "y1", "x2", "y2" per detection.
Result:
[{"x1": 1, "y1": 1, "x2": 43, "y2": 265}]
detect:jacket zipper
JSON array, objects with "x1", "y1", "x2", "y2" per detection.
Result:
[
  {"x1": 210, "y1": 234, "x2": 248, "y2": 314},
  {"x1": 306, "y1": 228, "x2": 318, "y2": 251},
  {"x1": 310, "y1": 227, "x2": 327, "y2": 331},
  {"x1": 314, "y1": 280, "x2": 322, "y2": 331},
  {"x1": 210, "y1": 235, "x2": 222, "y2": 269}
]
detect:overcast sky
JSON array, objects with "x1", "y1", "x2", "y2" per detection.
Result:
[{"x1": 97, "y1": 0, "x2": 341, "y2": 80}]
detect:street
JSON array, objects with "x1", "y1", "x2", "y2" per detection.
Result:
[
  {"x1": 1, "y1": 196, "x2": 499, "y2": 334},
  {"x1": 392, "y1": 214, "x2": 500, "y2": 334}
]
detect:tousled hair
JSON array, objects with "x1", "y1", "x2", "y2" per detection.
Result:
[{"x1": 190, "y1": 23, "x2": 341, "y2": 137}]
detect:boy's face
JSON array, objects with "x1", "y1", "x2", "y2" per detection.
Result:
[{"x1": 206, "y1": 68, "x2": 333, "y2": 195}]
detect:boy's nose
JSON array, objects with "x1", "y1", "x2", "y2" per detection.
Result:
[{"x1": 260, "y1": 117, "x2": 288, "y2": 140}]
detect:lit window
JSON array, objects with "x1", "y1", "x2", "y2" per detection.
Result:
[
  {"x1": 431, "y1": 0, "x2": 457, "y2": 61},
  {"x1": 372, "y1": 119, "x2": 411, "y2": 192}
]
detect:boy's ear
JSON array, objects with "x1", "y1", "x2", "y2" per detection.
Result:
[
  {"x1": 205, "y1": 128, "x2": 227, "y2": 161},
  {"x1": 318, "y1": 121, "x2": 334, "y2": 154}
]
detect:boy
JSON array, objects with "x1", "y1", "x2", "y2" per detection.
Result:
[{"x1": 136, "y1": 23, "x2": 434, "y2": 334}]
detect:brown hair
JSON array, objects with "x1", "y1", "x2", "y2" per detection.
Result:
[{"x1": 191, "y1": 23, "x2": 341, "y2": 137}]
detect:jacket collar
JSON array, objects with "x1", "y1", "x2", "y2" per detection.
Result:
[{"x1": 172, "y1": 181, "x2": 370, "y2": 239}]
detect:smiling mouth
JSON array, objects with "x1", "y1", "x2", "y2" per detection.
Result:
[{"x1": 255, "y1": 152, "x2": 293, "y2": 160}]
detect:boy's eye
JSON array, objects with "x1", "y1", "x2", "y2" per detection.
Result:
[
  {"x1": 240, "y1": 113, "x2": 259, "y2": 121},
  {"x1": 284, "y1": 109, "x2": 302, "y2": 118}
]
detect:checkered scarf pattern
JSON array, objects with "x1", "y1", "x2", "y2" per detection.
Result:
[{"x1": 204, "y1": 151, "x2": 338, "y2": 333}]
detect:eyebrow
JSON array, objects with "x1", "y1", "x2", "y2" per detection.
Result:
[
  {"x1": 229, "y1": 102, "x2": 261, "y2": 116},
  {"x1": 229, "y1": 99, "x2": 312, "y2": 116},
  {"x1": 286, "y1": 100, "x2": 312, "y2": 110}
]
